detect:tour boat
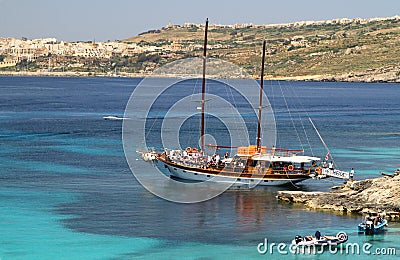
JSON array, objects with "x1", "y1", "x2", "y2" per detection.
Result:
[
  {"x1": 151, "y1": 146, "x2": 320, "y2": 186},
  {"x1": 139, "y1": 19, "x2": 349, "y2": 187}
]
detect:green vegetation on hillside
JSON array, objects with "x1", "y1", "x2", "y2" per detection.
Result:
[{"x1": 125, "y1": 18, "x2": 400, "y2": 80}]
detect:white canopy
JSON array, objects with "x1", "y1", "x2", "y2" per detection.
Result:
[{"x1": 252, "y1": 155, "x2": 321, "y2": 163}]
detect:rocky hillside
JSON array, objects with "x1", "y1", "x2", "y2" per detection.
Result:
[{"x1": 125, "y1": 16, "x2": 400, "y2": 81}]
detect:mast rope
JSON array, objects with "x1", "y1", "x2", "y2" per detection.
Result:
[
  {"x1": 284, "y1": 81, "x2": 315, "y2": 156},
  {"x1": 188, "y1": 77, "x2": 202, "y2": 149},
  {"x1": 276, "y1": 80, "x2": 304, "y2": 152},
  {"x1": 224, "y1": 79, "x2": 247, "y2": 148}
]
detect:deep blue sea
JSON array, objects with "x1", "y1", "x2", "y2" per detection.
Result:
[{"x1": 0, "y1": 76, "x2": 399, "y2": 259}]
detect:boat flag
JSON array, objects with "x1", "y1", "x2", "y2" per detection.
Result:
[{"x1": 325, "y1": 152, "x2": 330, "y2": 160}]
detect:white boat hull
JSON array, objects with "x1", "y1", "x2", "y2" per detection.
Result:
[{"x1": 158, "y1": 161, "x2": 307, "y2": 187}]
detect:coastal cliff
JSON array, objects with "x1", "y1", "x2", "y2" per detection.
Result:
[{"x1": 277, "y1": 169, "x2": 400, "y2": 220}]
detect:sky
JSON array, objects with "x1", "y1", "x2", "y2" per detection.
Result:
[{"x1": 0, "y1": 0, "x2": 399, "y2": 42}]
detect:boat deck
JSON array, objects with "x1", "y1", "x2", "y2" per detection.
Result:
[{"x1": 157, "y1": 153, "x2": 311, "y2": 180}]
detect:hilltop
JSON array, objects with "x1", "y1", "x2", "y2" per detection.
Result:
[
  {"x1": 1, "y1": 16, "x2": 400, "y2": 81},
  {"x1": 124, "y1": 16, "x2": 400, "y2": 81}
]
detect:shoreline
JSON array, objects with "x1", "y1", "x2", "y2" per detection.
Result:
[
  {"x1": 277, "y1": 169, "x2": 400, "y2": 221},
  {"x1": 1, "y1": 71, "x2": 399, "y2": 83}
]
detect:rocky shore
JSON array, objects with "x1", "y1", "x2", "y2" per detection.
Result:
[
  {"x1": 277, "y1": 169, "x2": 400, "y2": 220},
  {"x1": 2, "y1": 65, "x2": 399, "y2": 83},
  {"x1": 270, "y1": 66, "x2": 400, "y2": 83},
  {"x1": 317, "y1": 66, "x2": 400, "y2": 83}
]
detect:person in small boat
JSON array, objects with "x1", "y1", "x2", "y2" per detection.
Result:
[
  {"x1": 304, "y1": 236, "x2": 313, "y2": 241},
  {"x1": 315, "y1": 230, "x2": 322, "y2": 240},
  {"x1": 365, "y1": 214, "x2": 372, "y2": 222},
  {"x1": 374, "y1": 214, "x2": 383, "y2": 225}
]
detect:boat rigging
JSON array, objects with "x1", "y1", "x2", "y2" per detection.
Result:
[{"x1": 138, "y1": 19, "x2": 351, "y2": 187}]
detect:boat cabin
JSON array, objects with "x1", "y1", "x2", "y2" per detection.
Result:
[{"x1": 228, "y1": 145, "x2": 320, "y2": 175}]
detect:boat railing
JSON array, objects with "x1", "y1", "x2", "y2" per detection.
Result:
[
  {"x1": 247, "y1": 167, "x2": 305, "y2": 175},
  {"x1": 269, "y1": 150, "x2": 302, "y2": 157}
]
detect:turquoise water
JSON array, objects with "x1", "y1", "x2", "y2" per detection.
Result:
[
  {"x1": 0, "y1": 77, "x2": 399, "y2": 259},
  {"x1": 0, "y1": 188, "x2": 160, "y2": 259}
]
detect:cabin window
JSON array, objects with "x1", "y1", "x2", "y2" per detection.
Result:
[
  {"x1": 250, "y1": 160, "x2": 258, "y2": 167},
  {"x1": 183, "y1": 170, "x2": 186, "y2": 172},
  {"x1": 207, "y1": 175, "x2": 210, "y2": 177},
  {"x1": 194, "y1": 173, "x2": 198, "y2": 175},
  {"x1": 237, "y1": 178, "x2": 241, "y2": 181},
  {"x1": 264, "y1": 180, "x2": 268, "y2": 182}
]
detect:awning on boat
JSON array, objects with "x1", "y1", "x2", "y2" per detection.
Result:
[{"x1": 251, "y1": 155, "x2": 321, "y2": 163}]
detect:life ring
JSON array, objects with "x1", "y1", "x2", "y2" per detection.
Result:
[
  {"x1": 185, "y1": 147, "x2": 192, "y2": 153},
  {"x1": 191, "y1": 147, "x2": 198, "y2": 153},
  {"x1": 315, "y1": 167, "x2": 322, "y2": 174},
  {"x1": 288, "y1": 165, "x2": 294, "y2": 171},
  {"x1": 336, "y1": 232, "x2": 348, "y2": 242}
]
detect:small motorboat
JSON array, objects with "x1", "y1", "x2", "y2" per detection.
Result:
[
  {"x1": 292, "y1": 232, "x2": 348, "y2": 247},
  {"x1": 103, "y1": 115, "x2": 129, "y2": 120},
  {"x1": 358, "y1": 217, "x2": 387, "y2": 235}
]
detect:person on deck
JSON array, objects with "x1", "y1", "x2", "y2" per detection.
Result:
[
  {"x1": 350, "y1": 168, "x2": 355, "y2": 180},
  {"x1": 321, "y1": 161, "x2": 327, "y2": 168},
  {"x1": 256, "y1": 163, "x2": 261, "y2": 174},
  {"x1": 224, "y1": 151, "x2": 229, "y2": 159},
  {"x1": 328, "y1": 161, "x2": 334, "y2": 170},
  {"x1": 215, "y1": 154, "x2": 220, "y2": 164}
]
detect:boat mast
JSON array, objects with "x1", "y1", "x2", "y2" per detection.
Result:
[
  {"x1": 256, "y1": 40, "x2": 266, "y2": 152},
  {"x1": 200, "y1": 18, "x2": 208, "y2": 153}
]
